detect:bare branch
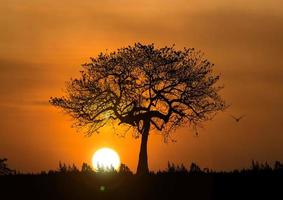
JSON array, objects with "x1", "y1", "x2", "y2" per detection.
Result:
[{"x1": 50, "y1": 43, "x2": 226, "y2": 138}]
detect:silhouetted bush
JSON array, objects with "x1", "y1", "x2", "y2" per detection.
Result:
[
  {"x1": 189, "y1": 162, "x2": 202, "y2": 173},
  {"x1": 165, "y1": 162, "x2": 188, "y2": 174},
  {"x1": 81, "y1": 162, "x2": 94, "y2": 174},
  {"x1": 96, "y1": 164, "x2": 116, "y2": 174},
  {"x1": 0, "y1": 158, "x2": 14, "y2": 175},
  {"x1": 1, "y1": 159, "x2": 282, "y2": 199},
  {"x1": 274, "y1": 161, "x2": 283, "y2": 170},
  {"x1": 119, "y1": 163, "x2": 133, "y2": 175}
]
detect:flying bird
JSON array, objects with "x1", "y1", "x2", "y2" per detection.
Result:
[{"x1": 231, "y1": 115, "x2": 246, "y2": 122}]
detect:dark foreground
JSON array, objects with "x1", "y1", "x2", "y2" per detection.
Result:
[{"x1": 1, "y1": 169, "x2": 282, "y2": 200}]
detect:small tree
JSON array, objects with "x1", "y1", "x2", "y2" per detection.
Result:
[
  {"x1": 50, "y1": 43, "x2": 226, "y2": 174},
  {"x1": 0, "y1": 158, "x2": 14, "y2": 175},
  {"x1": 119, "y1": 163, "x2": 133, "y2": 175},
  {"x1": 81, "y1": 163, "x2": 94, "y2": 173},
  {"x1": 189, "y1": 162, "x2": 202, "y2": 173}
]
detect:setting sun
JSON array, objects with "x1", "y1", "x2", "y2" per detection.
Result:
[{"x1": 92, "y1": 148, "x2": 121, "y2": 171}]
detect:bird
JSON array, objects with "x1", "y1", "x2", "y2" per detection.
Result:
[
  {"x1": 231, "y1": 114, "x2": 246, "y2": 122},
  {"x1": 194, "y1": 130, "x2": 199, "y2": 137}
]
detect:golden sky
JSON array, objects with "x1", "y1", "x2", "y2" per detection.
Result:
[{"x1": 0, "y1": 0, "x2": 283, "y2": 172}]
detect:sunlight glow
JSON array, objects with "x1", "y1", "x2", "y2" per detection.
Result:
[{"x1": 92, "y1": 148, "x2": 121, "y2": 171}]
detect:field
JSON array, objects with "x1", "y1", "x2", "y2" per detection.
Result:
[{"x1": 1, "y1": 162, "x2": 282, "y2": 200}]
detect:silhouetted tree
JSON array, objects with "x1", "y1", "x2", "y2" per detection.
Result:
[
  {"x1": 58, "y1": 161, "x2": 67, "y2": 173},
  {"x1": 274, "y1": 161, "x2": 283, "y2": 171},
  {"x1": 50, "y1": 43, "x2": 226, "y2": 174},
  {"x1": 251, "y1": 160, "x2": 260, "y2": 172},
  {"x1": 0, "y1": 158, "x2": 14, "y2": 175},
  {"x1": 167, "y1": 162, "x2": 176, "y2": 173},
  {"x1": 81, "y1": 163, "x2": 94, "y2": 173},
  {"x1": 119, "y1": 163, "x2": 133, "y2": 175},
  {"x1": 96, "y1": 164, "x2": 116, "y2": 173},
  {"x1": 68, "y1": 164, "x2": 80, "y2": 173},
  {"x1": 189, "y1": 162, "x2": 202, "y2": 173},
  {"x1": 167, "y1": 162, "x2": 188, "y2": 173}
]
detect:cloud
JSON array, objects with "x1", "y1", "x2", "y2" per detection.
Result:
[{"x1": 0, "y1": 59, "x2": 61, "y2": 107}]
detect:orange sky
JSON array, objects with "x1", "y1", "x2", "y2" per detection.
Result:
[{"x1": 0, "y1": 0, "x2": 283, "y2": 173}]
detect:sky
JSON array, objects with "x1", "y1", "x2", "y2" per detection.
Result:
[{"x1": 0, "y1": 0, "x2": 283, "y2": 173}]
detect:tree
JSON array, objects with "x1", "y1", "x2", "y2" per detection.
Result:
[
  {"x1": 50, "y1": 43, "x2": 226, "y2": 175},
  {"x1": 81, "y1": 163, "x2": 94, "y2": 174},
  {"x1": 119, "y1": 163, "x2": 133, "y2": 175},
  {"x1": 0, "y1": 158, "x2": 14, "y2": 175}
]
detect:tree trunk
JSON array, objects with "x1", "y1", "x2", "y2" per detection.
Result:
[{"x1": 136, "y1": 120, "x2": 150, "y2": 175}]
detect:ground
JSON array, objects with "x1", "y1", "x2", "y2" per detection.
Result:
[{"x1": 0, "y1": 169, "x2": 282, "y2": 200}]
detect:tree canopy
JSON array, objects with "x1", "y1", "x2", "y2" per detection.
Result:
[{"x1": 50, "y1": 43, "x2": 226, "y2": 174}]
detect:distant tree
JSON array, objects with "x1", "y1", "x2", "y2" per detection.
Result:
[
  {"x1": 167, "y1": 162, "x2": 176, "y2": 173},
  {"x1": 96, "y1": 163, "x2": 116, "y2": 173},
  {"x1": 251, "y1": 160, "x2": 259, "y2": 171},
  {"x1": 0, "y1": 158, "x2": 14, "y2": 175},
  {"x1": 50, "y1": 43, "x2": 226, "y2": 174},
  {"x1": 250, "y1": 160, "x2": 273, "y2": 172},
  {"x1": 167, "y1": 162, "x2": 188, "y2": 173},
  {"x1": 203, "y1": 167, "x2": 210, "y2": 173},
  {"x1": 274, "y1": 161, "x2": 283, "y2": 171},
  {"x1": 261, "y1": 162, "x2": 272, "y2": 171},
  {"x1": 58, "y1": 161, "x2": 67, "y2": 173},
  {"x1": 68, "y1": 164, "x2": 80, "y2": 173},
  {"x1": 81, "y1": 163, "x2": 94, "y2": 173},
  {"x1": 189, "y1": 162, "x2": 202, "y2": 173},
  {"x1": 40, "y1": 170, "x2": 47, "y2": 175},
  {"x1": 119, "y1": 163, "x2": 133, "y2": 175}
]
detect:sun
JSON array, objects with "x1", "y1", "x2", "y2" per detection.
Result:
[{"x1": 92, "y1": 147, "x2": 121, "y2": 171}]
